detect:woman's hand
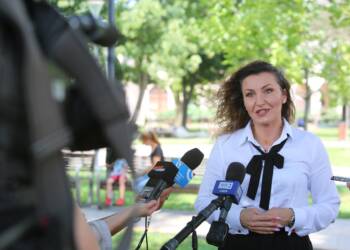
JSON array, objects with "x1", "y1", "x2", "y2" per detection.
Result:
[
  {"x1": 264, "y1": 207, "x2": 293, "y2": 227},
  {"x1": 240, "y1": 208, "x2": 283, "y2": 234}
]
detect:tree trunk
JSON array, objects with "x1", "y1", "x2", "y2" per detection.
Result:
[
  {"x1": 130, "y1": 72, "x2": 148, "y2": 124},
  {"x1": 174, "y1": 92, "x2": 182, "y2": 126},
  {"x1": 346, "y1": 104, "x2": 349, "y2": 138},
  {"x1": 181, "y1": 80, "x2": 195, "y2": 129},
  {"x1": 303, "y1": 68, "x2": 311, "y2": 131},
  {"x1": 339, "y1": 104, "x2": 348, "y2": 140},
  {"x1": 341, "y1": 104, "x2": 347, "y2": 122}
]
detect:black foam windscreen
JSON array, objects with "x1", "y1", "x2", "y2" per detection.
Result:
[
  {"x1": 180, "y1": 148, "x2": 204, "y2": 170},
  {"x1": 225, "y1": 162, "x2": 246, "y2": 184},
  {"x1": 148, "y1": 162, "x2": 179, "y2": 185}
]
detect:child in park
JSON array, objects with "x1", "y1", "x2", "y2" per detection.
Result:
[{"x1": 105, "y1": 159, "x2": 128, "y2": 206}]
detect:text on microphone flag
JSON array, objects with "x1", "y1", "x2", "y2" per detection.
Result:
[{"x1": 172, "y1": 158, "x2": 193, "y2": 188}]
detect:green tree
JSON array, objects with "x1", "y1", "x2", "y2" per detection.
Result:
[
  {"x1": 322, "y1": 41, "x2": 350, "y2": 119},
  {"x1": 323, "y1": 1, "x2": 350, "y2": 125},
  {"x1": 203, "y1": 0, "x2": 323, "y2": 129},
  {"x1": 204, "y1": 0, "x2": 318, "y2": 77},
  {"x1": 153, "y1": 1, "x2": 226, "y2": 128},
  {"x1": 116, "y1": 0, "x2": 166, "y2": 124},
  {"x1": 47, "y1": 0, "x2": 86, "y2": 15}
]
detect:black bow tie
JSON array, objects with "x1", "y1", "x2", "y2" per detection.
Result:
[{"x1": 246, "y1": 137, "x2": 288, "y2": 210}]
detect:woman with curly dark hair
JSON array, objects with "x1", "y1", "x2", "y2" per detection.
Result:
[
  {"x1": 195, "y1": 60, "x2": 339, "y2": 250},
  {"x1": 216, "y1": 60, "x2": 295, "y2": 135}
]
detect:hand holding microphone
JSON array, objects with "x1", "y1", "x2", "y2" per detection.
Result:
[
  {"x1": 139, "y1": 161, "x2": 178, "y2": 202},
  {"x1": 135, "y1": 149, "x2": 204, "y2": 250},
  {"x1": 139, "y1": 148, "x2": 204, "y2": 202}
]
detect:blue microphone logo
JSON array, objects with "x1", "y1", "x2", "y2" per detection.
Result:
[
  {"x1": 172, "y1": 159, "x2": 193, "y2": 188},
  {"x1": 213, "y1": 180, "x2": 242, "y2": 203}
]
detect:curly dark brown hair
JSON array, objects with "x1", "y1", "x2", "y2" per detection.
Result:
[{"x1": 216, "y1": 60, "x2": 295, "y2": 135}]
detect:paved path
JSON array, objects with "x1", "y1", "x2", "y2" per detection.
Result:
[{"x1": 83, "y1": 206, "x2": 350, "y2": 250}]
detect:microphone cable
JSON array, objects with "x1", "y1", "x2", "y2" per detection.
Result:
[{"x1": 135, "y1": 215, "x2": 152, "y2": 250}]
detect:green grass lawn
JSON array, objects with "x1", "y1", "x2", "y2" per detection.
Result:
[
  {"x1": 337, "y1": 186, "x2": 350, "y2": 218},
  {"x1": 310, "y1": 127, "x2": 341, "y2": 141},
  {"x1": 308, "y1": 127, "x2": 350, "y2": 167},
  {"x1": 113, "y1": 230, "x2": 216, "y2": 250},
  {"x1": 326, "y1": 147, "x2": 350, "y2": 167}
]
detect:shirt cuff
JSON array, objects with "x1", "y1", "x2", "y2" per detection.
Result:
[
  {"x1": 227, "y1": 206, "x2": 249, "y2": 234},
  {"x1": 289, "y1": 207, "x2": 307, "y2": 235}
]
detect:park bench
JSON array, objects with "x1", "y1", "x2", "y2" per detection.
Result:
[
  {"x1": 63, "y1": 150, "x2": 207, "y2": 208},
  {"x1": 63, "y1": 149, "x2": 96, "y2": 206},
  {"x1": 95, "y1": 155, "x2": 206, "y2": 207}
]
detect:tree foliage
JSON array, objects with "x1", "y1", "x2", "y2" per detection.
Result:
[
  {"x1": 322, "y1": 1, "x2": 350, "y2": 108},
  {"x1": 203, "y1": 0, "x2": 319, "y2": 82},
  {"x1": 115, "y1": 0, "x2": 167, "y2": 123},
  {"x1": 50, "y1": 0, "x2": 350, "y2": 126},
  {"x1": 151, "y1": 1, "x2": 226, "y2": 127},
  {"x1": 47, "y1": 0, "x2": 86, "y2": 15}
]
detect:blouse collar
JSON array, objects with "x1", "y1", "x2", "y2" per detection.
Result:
[{"x1": 238, "y1": 118, "x2": 293, "y2": 148}]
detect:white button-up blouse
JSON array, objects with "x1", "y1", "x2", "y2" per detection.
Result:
[{"x1": 194, "y1": 120, "x2": 340, "y2": 236}]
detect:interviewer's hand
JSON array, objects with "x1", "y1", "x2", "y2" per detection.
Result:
[
  {"x1": 134, "y1": 186, "x2": 173, "y2": 217},
  {"x1": 158, "y1": 187, "x2": 174, "y2": 209},
  {"x1": 240, "y1": 208, "x2": 282, "y2": 234},
  {"x1": 134, "y1": 200, "x2": 159, "y2": 217}
]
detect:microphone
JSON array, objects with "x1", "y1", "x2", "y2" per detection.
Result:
[
  {"x1": 331, "y1": 176, "x2": 350, "y2": 183},
  {"x1": 173, "y1": 148, "x2": 204, "y2": 187},
  {"x1": 206, "y1": 162, "x2": 245, "y2": 247},
  {"x1": 139, "y1": 148, "x2": 204, "y2": 202},
  {"x1": 68, "y1": 12, "x2": 122, "y2": 47},
  {"x1": 161, "y1": 162, "x2": 246, "y2": 250},
  {"x1": 139, "y1": 162, "x2": 178, "y2": 202}
]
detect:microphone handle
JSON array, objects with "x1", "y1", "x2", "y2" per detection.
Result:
[
  {"x1": 206, "y1": 198, "x2": 232, "y2": 247},
  {"x1": 218, "y1": 208, "x2": 228, "y2": 223},
  {"x1": 160, "y1": 197, "x2": 224, "y2": 250},
  {"x1": 144, "y1": 180, "x2": 168, "y2": 202},
  {"x1": 331, "y1": 176, "x2": 350, "y2": 183},
  {"x1": 218, "y1": 198, "x2": 233, "y2": 223}
]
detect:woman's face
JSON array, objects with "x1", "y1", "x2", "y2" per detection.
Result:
[
  {"x1": 142, "y1": 137, "x2": 151, "y2": 145},
  {"x1": 241, "y1": 72, "x2": 287, "y2": 127}
]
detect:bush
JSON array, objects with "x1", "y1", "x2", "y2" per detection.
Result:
[
  {"x1": 157, "y1": 110, "x2": 176, "y2": 122},
  {"x1": 188, "y1": 104, "x2": 215, "y2": 122},
  {"x1": 319, "y1": 108, "x2": 341, "y2": 127}
]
